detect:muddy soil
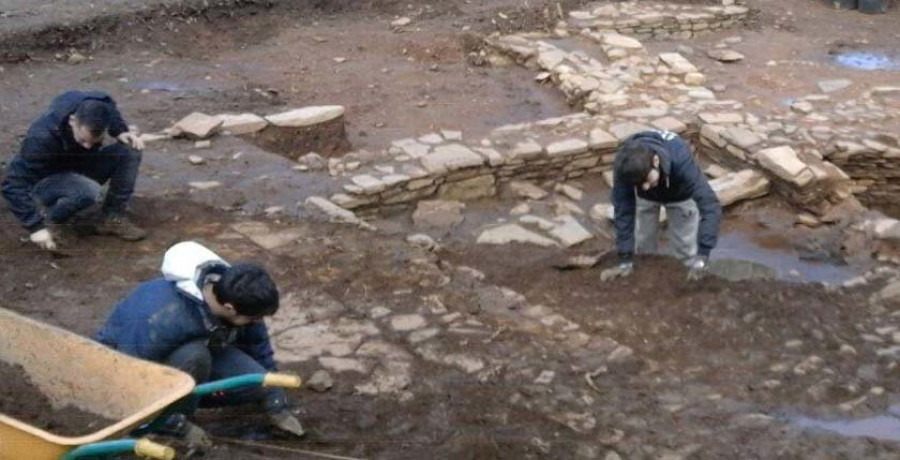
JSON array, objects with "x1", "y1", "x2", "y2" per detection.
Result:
[{"x1": 0, "y1": 361, "x2": 115, "y2": 436}]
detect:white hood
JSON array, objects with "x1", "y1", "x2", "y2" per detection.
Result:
[{"x1": 161, "y1": 241, "x2": 229, "y2": 302}]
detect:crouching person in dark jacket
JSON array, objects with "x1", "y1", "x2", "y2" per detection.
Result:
[
  {"x1": 95, "y1": 241, "x2": 305, "y2": 444},
  {"x1": 1, "y1": 90, "x2": 147, "y2": 252},
  {"x1": 601, "y1": 130, "x2": 723, "y2": 282}
]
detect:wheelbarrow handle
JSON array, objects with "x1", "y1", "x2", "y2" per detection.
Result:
[
  {"x1": 62, "y1": 438, "x2": 174, "y2": 460},
  {"x1": 192, "y1": 372, "x2": 303, "y2": 396}
]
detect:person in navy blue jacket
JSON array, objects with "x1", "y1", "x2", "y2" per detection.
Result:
[
  {"x1": 601, "y1": 130, "x2": 722, "y2": 282},
  {"x1": 96, "y1": 241, "x2": 306, "y2": 443},
  {"x1": 1, "y1": 90, "x2": 147, "y2": 252}
]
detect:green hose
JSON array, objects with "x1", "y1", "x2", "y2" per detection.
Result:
[
  {"x1": 62, "y1": 439, "x2": 137, "y2": 459},
  {"x1": 192, "y1": 373, "x2": 265, "y2": 396}
]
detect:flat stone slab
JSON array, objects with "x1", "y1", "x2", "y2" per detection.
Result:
[
  {"x1": 699, "y1": 112, "x2": 744, "y2": 124},
  {"x1": 818, "y1": 79, "x2": 853, "y2": 93},
  {"x1": 707, "y1": 49, "x2": 745, "y2": 62},
  {"x1": 477, "y1": 224, "x2": 558, "y2": 247},
  {"x1": 172, "y1": 112, "x2": 223, "y2": 139},
  {"x1": 609, "y1": 121, "x2": 653, "y2": 141},
  {"x1": 413, "y1": 200, "x2": 465, "y2": 229},
  {"x1": 720, "y1": 127, "x2": 762, "y2": 149},
  {"x1": 549, "y1": 215, "x2": 593, "y2": 247},
  {"x1": 658, "y1": 52, "x2": 698, "y2": 74},
  {"x1": 420, "y1": 144, "x2": 485, "y2": 174},
  {"x1": 392, "y1": 138, "x2": 431, "y2": 158},
  {"x1": 509, "y1": 181, "x2": 549, "y2": 200},
  {"x1": 754, "y1": 146, "x2": 814, "y2": 187},
  {"x1": 709, "y1": 169, "x2": 770, "y2": 206},
  {"x1": 602, "y1": 33, "x2": 643, "y2": 49},
  {"x1": 319, "y1": 357, "x2": 373, "y2": 374},
  {"x1": 390, "y1": 314, "x2": 428, "y2": 332},
  {"x1": 266, "y1": 105, "x2": 345, "y2": 127},
  {"x1": 589, "y1": 128, "x2": 619, "y2": 149},
  {"x1": 218, "y1": 113, "x2": 268, "y2": 135},
  {"x1": 546, "y1": 138, "x2": 589, "y2": 157}
]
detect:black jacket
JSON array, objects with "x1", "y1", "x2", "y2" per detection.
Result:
[
  {"x1": 611, "y1": 131, "x2": 722, "y2": 261},
  {"x1": 1, "y1": 91, "x2": 129, "y2": 231}
]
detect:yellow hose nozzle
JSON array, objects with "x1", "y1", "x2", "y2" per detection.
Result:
[
  {"x1": 264, "y1": 373, "x2": 303, "y2": 388},
  {"x1": 135, "y1": 438, "x2": 175, "y2": 460}
]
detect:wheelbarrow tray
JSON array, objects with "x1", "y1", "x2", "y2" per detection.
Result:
[{"x1": 0, "y1": 308, "x2": 195, "y2": 460}]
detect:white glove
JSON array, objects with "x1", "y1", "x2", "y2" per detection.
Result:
[{"x1": 29, "y1": 229, "x2": 57, "y2": 251}]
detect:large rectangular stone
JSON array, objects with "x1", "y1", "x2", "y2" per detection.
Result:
[
  {"x1": 699, "y1": 112, "x2": 744, "y2": 124},
  {"x1": 721, "y1": 127, "x2": 762, "y2": 149},
  {"x1": 438, "y1": 175, "x2": 496, "y2": 201},
  {"x1": 609, "y1": 121, "x2": 653, "y2": 141},
  {"x1": 755, "y1": 146, "x2": 815, "y2": 187},
  {"x1": 709, "y1": 169, "x2": 770, "y2": 206},
  {"x1": 546, "y1": 138, "x2": 590, "y2": 157},
  {"x1": 507, "y1": 139, "x2": 544, "y2": 162},
  {"x1": 588, "y1": 129, "x2": 619, "y2": 149},
  {"x1": 420, "y1": 144, "x2": 485, "y2": 175},
  {"x1": 658, "y1": 52, "x2": 698, "y2": 74}
]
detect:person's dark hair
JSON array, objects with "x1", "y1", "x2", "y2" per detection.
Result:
[
  {"x1": 212, "y1": 263, "x2": 279, "y2": 317},
  {"x1": 619, "y1": 143, "x2": 657, "y2": 186},
  {"x1": 74, "y1": 100, "x2": 113, "y2": 137}
]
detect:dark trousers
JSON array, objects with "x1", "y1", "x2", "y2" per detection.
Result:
[
  {"x1": 32, "y1": 144, "x2": 141, "y2": 224},
  {"x1": 164, "y1": 340, "x2": 288, "y2": 415}
]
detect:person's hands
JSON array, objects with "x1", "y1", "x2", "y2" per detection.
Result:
[
  {"x1": 600, "y1": 261, "x2": 634, "y2": 282},
  {"x1": 686, "y1": 256, "x2": 708, "y2": 281},
  {"x1": 117, "y1": 131, "x2": 145, "y2": 151},
  {"x1": 29, "y1": 228, "x2": 57, "y2": 251}
]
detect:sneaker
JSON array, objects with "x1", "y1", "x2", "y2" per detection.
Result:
[
  {"x1": 95, "y1": 214, "x2": 147, "y2": 241},
  {"x1": 269, "y1": 411, "x2": 306, "y2": 437},
  {"x1": 158, "y1": 413, "x2": 212, "y2": 447}
]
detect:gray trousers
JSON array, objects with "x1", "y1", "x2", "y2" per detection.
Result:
[{"x1": 635, "y1": 197, "x2": 700, "y2": 261}]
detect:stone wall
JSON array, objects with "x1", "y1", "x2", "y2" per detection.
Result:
[{"x1": 566, "y1": 2, "x2": 751, "y2": 41}]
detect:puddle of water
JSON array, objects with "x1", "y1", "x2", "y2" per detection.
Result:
[
  {"x1": 834, "y1": 51, "x2": 900, "y2": 71},
  {"x1": 788, "y1": 405, "x2": 900, "y2": 442},
  {"x1": 713, "y1": 230, "x2": 856, "y2": 285}
]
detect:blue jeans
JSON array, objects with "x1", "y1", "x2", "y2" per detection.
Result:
[
  {"x1": 164, "y1": 340, "x2": 288, "y2": 415},
  {"x1": 32, "y1": 143, "x2": 141, "y2": 223}
]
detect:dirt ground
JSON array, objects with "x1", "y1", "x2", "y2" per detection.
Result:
[{"x1": 1, "y1": 0, "x2": 900, "y2": 459}]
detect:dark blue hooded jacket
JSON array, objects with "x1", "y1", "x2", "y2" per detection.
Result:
[
  {"x1": 95, "y1": 242, "x2": 278, "y2": 371},
  {"x1": 1, "y1": 91, "x2": 129, "y2": 231},
  {"x1": 611, "y1": 131, "x2": 722, "y2": 261}
]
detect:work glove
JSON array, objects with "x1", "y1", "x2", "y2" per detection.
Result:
[
  {"x1": 600, "y1": 261, "x2": 634, "y2": 282},
  {"x1": 29, "y1": 228, "x2": 57, "y2": 251},
  {"x1": 685, "y1": 256, "x2": 708, "y2": 281},
  {"x1": 270, "y1": 411, "x2": 306, "y2": 438}
]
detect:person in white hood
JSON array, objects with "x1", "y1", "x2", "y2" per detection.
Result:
[{"x1": 96, "y1": 241, "x2": 305, "y2": 443}]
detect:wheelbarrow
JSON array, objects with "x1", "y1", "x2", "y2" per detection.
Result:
[{"x1": 0, "y1": 308, "x2": 302, "y2": 460}]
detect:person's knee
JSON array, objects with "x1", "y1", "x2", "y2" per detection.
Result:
[
  {"x1": 166, "y1": 341, "x2": 212, "y2": 383},
  {"x1": 103, "y1": 144, "x2": 142, "y2": 163}
]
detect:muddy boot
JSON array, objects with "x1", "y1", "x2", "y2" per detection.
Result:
[
  {"x1": 158, "y1": 413, "x2": 212, "y2": 447},
  {"x1": 269, "y1": 411, "x2": 305, "y2": 437},
  {"x1": 94, "y1": 213, "x2": 147, "y2": 241}
]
